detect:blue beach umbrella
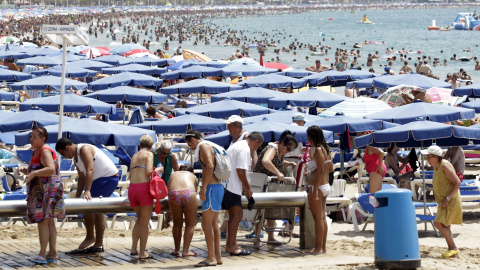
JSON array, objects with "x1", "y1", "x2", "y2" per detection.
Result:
[
  {"x1": 268, "y1": 88, "x2": 350, "y2": 108},
  {"x1": 237, "y1": 73, "x2": 307, "y2": 89},
  {"x1": 452, "y1": 83, "x2": 480, "y2": 97},
  {"x1": 132, "y1": 56, "x2": 174, "y2": 66},
  {"x1": 345, "y1": 77, "x2": 375, "y2": 89},
  {"x1": 364, "y1": 102, "x2": 475, "y2": 124},
  {"x1": 68, "y1": 60, "x2": 113, "y2": 70},
  {"x1": 16, "y1": 56, "x2": 63, "y2": 66},
  {"x1": 101, "y1": 64, "x2": 166, "y2": 75},
  {"x1": 88, "y1": 72, "x2": 163, "y2": 90},
  {"x1": 305, "y1": 115, "x2": 385, "y2": 134},
  {"x1": 50, "y1": 52, "x2": 88, "y2": 62},
  {"x1": 0, "y1": 50, "x2": 28, "y2": 60},
  {"x1": 461, "y1": 99, "x2": 480, "y2": 112},
  {"x1": 160, "y1": 78, "x2": 241, "y2": 95},
  {"x1": 241, "y1": 110, "x2": 320, "y2": 124},
  {"x1": 132, "y1": 114, "x2": 226, "y2": 134},
  {"x1": 31, "y1": 66, "x2": 98, "y2": 78},
  {"x1": 10, "y1": 75, "x2": 88, "y2": 91},
  {"x1": 0, "y1": 109, "x2": 74, "y2": 132},
  {"x1": 24, "y1": 47, "x2": 61, "y2": 57},
  {"x1": 109, "y1": 43, "x2": 148, "y2": 55},
  {"x1": 303, "y1": 70, "x2": 343, "y2": 86},
  {"x1": 195, "y1": 60, "x2": 228, "y2": 68},
  {"x1": 372, "y1": 74, "x2": 451, "y2": 90},
  {"x1": 15, "y1": 118, "x2": 156, "y2": 146},
  {"x1": 92, "y1": 55, "x2": 133, "y2": 66},
  {"x1": 0, "y1": 91, "x2": 16, "y2": 101},
  {"x1": 306, "y1": 70, "x2": 377, "y2": 87},
  {"x1": 84, "y1": 86, "x2": 166, "y2": 105},
  {"x1": 162, "y1": 65, "x2": 222, "y2": 79},
  {"x1": 19, "y1": 94, "x2": 115, "y2": 114},
  {"x1": 0, "y1": 69, "x2": 33, "y2": 81},
  {"x1": 176, "y1": 99, "x2": 274, "y2": 118},
  {"x1": 320, "y1": 96, "x2": 392, "y2": 118},
  {"x1": 211, "y1": 87, "x2": 289, "y2": 103},
  {"x1": 276, "y1": 69, "x2": 315, "y2": 78},
  {"x1": 167, "y1": 59, "x2": 199, "y2": 71},
  {"x1": 206, "y1": 118, "x2": 334, "y2": 148},
  {"x1": 221, "y1": 63, "x2": 277, "y2": 77}
]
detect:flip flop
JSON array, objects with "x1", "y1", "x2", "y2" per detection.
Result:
[
  {"x1": 194, "y1": 260, "x2": 216, "y2": 267},
  {"x1": 139, "y1": 255, "x2": 153, "y2": 260},
  {"x1": 31, "y1": 256, "x2": 47, "y2": 265},
  {"x1": 305, "y1": 249, "x2": 324, "y2": 255},
  {"x1": 441, "y1": 250, "x2": 459, "y2": 258},
  {"x1": 170, "y1": 251, "x2": 180, "y2": 257},
  {"x1": 85, "y1": 246, "x2": 105, "y2": 253},
  {"x1": 230, "y1": 249, "x2": 252, "y2": 256},
  {"x1": 130, "y1": 252, "x2": 138, "y2": 256},
  {"x1": 46, "y1": 257, "x2": 58, "y2": 263},
  {"x1": 65, "y1": 248, "x2": 89, "y2": 255},
  {"x1": 182, "y1": 251, "x2": 199, "y2": 257}
]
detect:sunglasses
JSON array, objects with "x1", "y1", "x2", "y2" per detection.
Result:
[{"x1": 161, "y1": 151, "x2": 169, "y2": 155}]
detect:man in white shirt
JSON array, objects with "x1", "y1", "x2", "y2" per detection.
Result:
[
  {"x1": 223, "y1": 132, "x2": 264, "y2": 256},
  {"x1": 56, "y1": 138, "x2": 119, "y2": 253}
]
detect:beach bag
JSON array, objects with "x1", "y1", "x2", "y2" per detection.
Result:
[
  {"x1": 199, "y1": 141, "x2": 231, "y2": 181},
  {"x1": 150, "y1": 169, "x2": 168, "y2": 214}
]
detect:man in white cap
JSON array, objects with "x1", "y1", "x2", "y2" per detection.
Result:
[{"x1": 224, "y1": 115, "x2": 257, "y2": 170}]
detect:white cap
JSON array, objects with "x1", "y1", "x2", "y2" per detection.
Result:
[
  {"x1": 420, "y1": 145, "x2": 442, "y2": 156},
  {"x1": 224, "y1": 115, "x2": 243, "y2": 124},
  {"x1": 292, "y1": 113, "x2": 306, "y2": 122}
]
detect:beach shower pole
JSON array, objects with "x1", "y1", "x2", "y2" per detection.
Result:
[
  {"x1": 58, "y1": 37, "x2": 68, "y2": 141},
  {"x1": 421, "y1": 140, "x2": 427, "y2": 232}
]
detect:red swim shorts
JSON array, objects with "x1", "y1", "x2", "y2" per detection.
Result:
[{"x1": 128, "y1": 182, "x2": 154, "y2": 207}]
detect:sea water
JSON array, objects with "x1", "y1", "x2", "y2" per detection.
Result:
[{"x1": 87, "y1": 7, "x2": 480, "y2": 83}]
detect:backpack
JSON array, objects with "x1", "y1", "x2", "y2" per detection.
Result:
[
  {"x1": 150, "y1": 169, "x2": 168, "y2": 214},
  {"x1": 199, "y1": 141, "x2": 231, "y2": 181}
]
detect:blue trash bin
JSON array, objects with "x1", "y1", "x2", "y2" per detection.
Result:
[{"x1": 374, "y1": 189, "x2": 421, "y2": 269}]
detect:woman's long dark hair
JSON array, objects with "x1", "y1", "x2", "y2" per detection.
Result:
[
  {"x1": 278, "y1": 130, "x2": 298, "y2": 149},
  {"x1": 307, "y1": 125, "x2": 329, "y2": 153}
]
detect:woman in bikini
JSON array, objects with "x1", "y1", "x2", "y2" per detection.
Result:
[
  {"x1": 305, "y1": 126, "x2": 333, "y2": 255},
  {"x1": 129, "y1": 135, "x2": 155, "y2": 260},
  {"x1": 167, "y1": 166, "x2": 198, "y2": 257}
]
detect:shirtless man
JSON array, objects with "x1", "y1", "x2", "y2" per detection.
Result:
[
  {"x1": 399, "y1": 61, "x2": 413, "y2": 74},
  {"x1": 402, "y1": 89, "x2": 432, "y2": 104},
  {"x1": 418, "y1": 61, "x2": 432, "y2": 75},
  {"x1": 305, "y1": 59, "x2": 329, "y2": 73}
]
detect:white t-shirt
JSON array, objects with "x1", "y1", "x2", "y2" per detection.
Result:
[{"x1": 226, "y1": 140, "x2": 251, "y2": 195}]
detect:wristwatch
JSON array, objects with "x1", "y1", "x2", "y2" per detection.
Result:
[{"x1": 446, "y1": 195, "x2": 451, "y2": 201}]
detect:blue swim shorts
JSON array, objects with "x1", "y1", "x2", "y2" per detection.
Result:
[
  {"x1": 202, "y1": 183, "x2": 225, "y2": 212},
  {"x1": 91, "y1": 175, "x2": 120, "y2": 198}
]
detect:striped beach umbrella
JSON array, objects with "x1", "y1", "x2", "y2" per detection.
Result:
[{"x1": 320, "y1": 96, "x2": 392, "y2": 118}]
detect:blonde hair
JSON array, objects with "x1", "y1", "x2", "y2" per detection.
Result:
[{"x1": 140, "y1": 134, "x2": 154, "y2": 148}]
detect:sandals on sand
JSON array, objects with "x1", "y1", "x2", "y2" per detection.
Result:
[
  {"x1": 65, "y1": 246, "x2": 104, "y2": 254},
  {"x1": 441, "y1": 250, "x2": 459, "y2": 258},
  {"x1": 31, "y1": 256, "x2": 47, "y2": 265},
  {"x1": 194, "y1": 261, "x2": 217, "y2": 267},
  {"x1": 229, "y1": 249, "x2": 252, "y2": 256}
]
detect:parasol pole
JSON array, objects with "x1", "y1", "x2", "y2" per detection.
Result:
[{"x1": 421, "y1": 140, "x2": 427, "y2": 232}]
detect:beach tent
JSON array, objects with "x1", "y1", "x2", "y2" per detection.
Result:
[
  {"x1": 241, "y1": 110, "x2": 320, "y2": 124},
  {"x1": 88, "y1": 72, "x2": 163, "y2": 90},
  {"x1": 84, "y1": 86, "x2": 166, "y2": 105},
  {"x1": 320, "y1": 97, "x2": 392, "y2": 118},
  {"x1": 132, "y1": 114, "x2": 226, "y2": 134},
  {"x1": 160, "y1": 78, "x2": 241, "y2": 95},
  {"x1": 15, "y1": 118, "x2": 156, "y2": 146},
  {"x1": 206, "y1": 118, "x2": 334, "y2": 148},
  {"x1": 268, "y1": 88, "x2": 349, "y2": 108},
  {"x1": 176, "y1": 99, "x2": 274, "y2": 118},
  {"x1": 372, "y1": 74, "x2": 451, "y2": 90},
  {"x1": 31, "y1": 66, "x2": 98, "y2": 78},
  {"x1": 237, "y1": 73, "x2": 307, "y2": 89},
  {"x1": 92, "y1": 55, "x2": 133, "y2": 66},
  {"x1": 161, "y1": 65, "x2": 222, "y2": 79},
  {"x1": 0, "y1": 109, "x2": 73, "y2": 132},
  {"x1": 10, "y1": 75, "x2": 88, "y2": 91},
  {"x1": 101, "y1": 64, "x2": 166, "y2": 76},
  {"x1": 364, "y1": 102, "x2": 474, "y2": 124},
  {"x1": 19, "y1": 94, "x2": 115, "y2": 114},
  {"x1": 211, "y1": 87, "x2": 289, "y2": 103},
  {"x1": 68, "y1": 60, "x2": 113, "y2": 70},
  {"x1": 221, "y1": 63, "x2": 277, "y2": 77},
  {"x1": 452, "y1": 83, "x2": 480, "y2": 97}
]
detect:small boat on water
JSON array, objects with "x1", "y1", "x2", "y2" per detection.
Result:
[
  {"x1": 357, "y1": 14, "x2": 375, "y2": 24},
  {"x1": 311, "y1": 51, "x2": 325, "y2": 56}
]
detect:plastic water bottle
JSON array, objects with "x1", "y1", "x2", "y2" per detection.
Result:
[
  {"x1": 157, "y1": 162, "x2": 163, "y2": 177},
  {"x1": 369, "y1": 195, "x2": 380, "y2": 208}
]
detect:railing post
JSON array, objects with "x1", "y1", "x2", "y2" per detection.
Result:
[{"x1": 299, "y1": 193, "x2": 315, "y2": 250}]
